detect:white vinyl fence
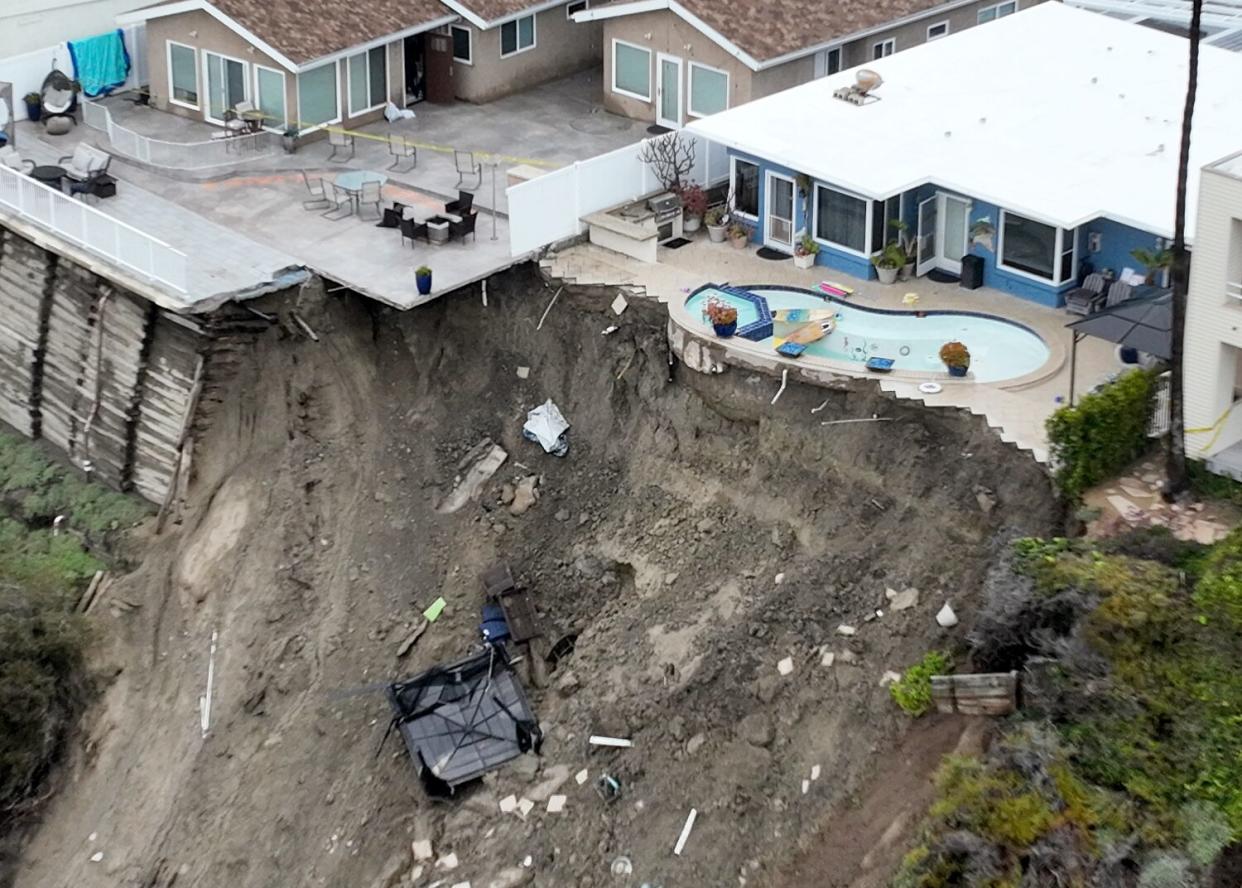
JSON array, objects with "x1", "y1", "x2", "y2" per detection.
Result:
[
  {"x1": 82, "y1": 100, "x2": 279, "y2": 171},
  {"x1": 0, "y1": 25, "x2": 146, "y2": 121},
  {"x1": 0, "y1": 164, "x2": 187, "y2": 292},
  {"x1": 508, "y1": 132, "x2": 729, "y2": 257}
]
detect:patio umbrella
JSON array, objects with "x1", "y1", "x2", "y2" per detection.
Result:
[{"x1": 1065, "y1": 289, "x2": 1172, "y2": 403}]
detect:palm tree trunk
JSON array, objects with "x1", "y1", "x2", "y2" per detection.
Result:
[{"x1": 1166, "y1": 0, "x2": 1203, "y2": 495}]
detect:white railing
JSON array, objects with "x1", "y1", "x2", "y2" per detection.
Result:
[
  {"x1": 1149, "y1": 370, "x2": 1171, "y2": 437},
  {"x1": 0, "y1": 165, "x2": 187, "y2": 293},
  {"x1": 507, "y1": 131, "x2": 729, "y2": 257},
  {"x1": 1227, "y1": 280, "x2": 1242, "y2": 302},
  {"x1": 82, "y1": 100, "x2": 279, "y2": 171}
]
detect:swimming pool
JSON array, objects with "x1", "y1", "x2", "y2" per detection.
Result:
[{"x1": 685, "y1": 285, "x2": 1051, "y2": 383}]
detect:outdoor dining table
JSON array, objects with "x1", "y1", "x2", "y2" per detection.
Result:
[{"x1": 335, "y1": 170, "x2": 388, "y2": 211}]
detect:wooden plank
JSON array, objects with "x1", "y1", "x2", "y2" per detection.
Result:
[{"x1": 931, "y1": 672, "x2": 1019, "y2": 716}]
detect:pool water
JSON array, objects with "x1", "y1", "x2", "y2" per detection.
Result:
[{"x1": 686, "y1": 286, "x2": 1050, "y2": 383}]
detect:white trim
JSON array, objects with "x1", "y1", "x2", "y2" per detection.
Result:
[
  {"x1": 811, "y1": 181, "x2": 870, "y2": 258},
  {"x1": 567, "y1": 0, "x2": 589, "y2": 19},
  {"x1": 345, "y1": 47, "x2": 387, "y2": 118},
  {"x1": 611, "y1": 38, "x2": 652, "y2": 103},
  {"x1": 997, "y1": 208, "x2": 1077, "y2": 286},
  {"x1": 166, "y1": 40, "x2": 200, "y2": 110},
  {"x1": 656, "y1": 52, "x2": 683, "y2": 129},
  {"x1": 296, "y1": 19, "x2": 458, "y2": 71},
  {"x1": 450, "y1": 24, "x2": 474, "y2": 65},
  {"x1": 296, "y1": 59, "x2": 342, "y2": 132},
  {"x1": 252, "y1": 63, "x2": 287, "y2": 130},
  {"x1": 201, "y1": 50, "x2": 250, "y2": 125},
  {"x1": 873, "y1": 38, "x2": 896, "y2": 59},
  {"x1": 441, "y1": 0, "x2": 571, "y2": 29},
  {"x1": 977, "y1": 0, "x2": 1018, "y2": 22},
  {"x1": 765, "y1": 170, "x2": 797, "y2": 251},
  {"x1": 499, "y1": 13, "x2": 537, "y2": 58},
  {"x1": 730, "y1": 156, "x2": 760, "y2": 220},
  {"x1": 687, "y1": 60, "x2": 729, "y2": 118},
  {"x1": 926, "y1": 20, "x2": 950, "y2": 40}
]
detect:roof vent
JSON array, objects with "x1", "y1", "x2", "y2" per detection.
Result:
[{"x1": 833, "y1": 69, "x2": 883, "y2": 106}]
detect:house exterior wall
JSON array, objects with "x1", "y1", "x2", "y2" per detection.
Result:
[
  {"x1": 1, "y1": 0, "x2": 145, "y2": 60},
  {"x1": 452, "y1": 6, "x2": 602, "y2": 103},
  {"x1": 836, "y1": 0, "x2": 1042, "y2": 67},
  {"x1": 1185, "y1": 161, "x2": 1242, "y2": 458},
  {"x1": 751, "y1": 58, "x2": 813, "y2": 102}
]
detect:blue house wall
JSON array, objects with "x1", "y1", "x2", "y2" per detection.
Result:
[{"x1": 1076, "y1": 216, "x2": 1166, "y2": 283}]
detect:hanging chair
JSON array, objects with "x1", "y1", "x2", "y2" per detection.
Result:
[{"x1": 40, "y1": 70, "x2": 76, "y2": 118}]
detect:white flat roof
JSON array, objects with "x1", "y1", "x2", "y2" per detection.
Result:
[{"x1": 685, "y1": 2, "x2": 1242, "y2": 240}]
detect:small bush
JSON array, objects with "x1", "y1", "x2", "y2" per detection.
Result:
[
  {"x1": 1138, "y1": 854, "x2": 1197, "y2": 888},
  {"x1": 1194, "y1": 528, "x2": 1242, "y2": 631},
  {"x1": 890, "y1": 650, "x2": 952, "y2": 717},
  {"x1": 1046, "y1": 368, "x2": 1160, "y2": 502},
  {"x1": 1183, "y1": 802, "x2": 1232, "y2": 867}
]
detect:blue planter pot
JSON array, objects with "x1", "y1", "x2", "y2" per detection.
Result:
[
  {"x1": 416, "y1": 272, "x2": 432, "y2": 295},
  {"x1": 713, "y1": 321, "x2": 737, "y2": 338},
  {"x1": 947, "y1": 365, "x2": 968, "y2": 378}
]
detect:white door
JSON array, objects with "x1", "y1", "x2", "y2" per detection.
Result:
[
  {"x1": 656, "y1": 54, "x2": 682, "y2": 129},
  {"x1": 765, "y1": 172, "x2": 795, "y2": 251},
  {"x1": 204, "y1": 52, "x2": 248, "y2": 124},
  {"x1": 916, "y1": 195, "x2": 938, "y2": 276}
]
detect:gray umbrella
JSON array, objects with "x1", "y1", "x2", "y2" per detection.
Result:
[{"x1": 1066, "y1": 290, "x2": 1172, "y2": 360}]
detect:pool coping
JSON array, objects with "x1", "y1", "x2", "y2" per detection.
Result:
[{"x1": 673, "y1": 283, "x2": 1067, "y2": 391}]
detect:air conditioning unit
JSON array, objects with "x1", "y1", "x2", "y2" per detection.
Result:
[{"x1": 833, "y1": 69, "x2": 884, "y2": 106}]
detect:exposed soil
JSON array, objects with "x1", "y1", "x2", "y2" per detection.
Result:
[{"x1": 11, "y1": 266, "x2": 1060, "y2": 888}]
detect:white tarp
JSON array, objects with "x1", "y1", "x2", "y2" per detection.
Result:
[{"x1": 522, "y1": 400, "x2": 569, "y2": 453}]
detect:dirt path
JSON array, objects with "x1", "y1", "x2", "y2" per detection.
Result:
[{"x1": 12, "y1": 269, "x2": 1059, "y2": 888}]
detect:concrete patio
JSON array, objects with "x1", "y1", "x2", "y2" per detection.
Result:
[
  {"x1": 541, "y1": 237, "x2": 1130, "y2": 464},
  {"x1": 11, "y1": 73, "x2": 643, "y2": 310}
]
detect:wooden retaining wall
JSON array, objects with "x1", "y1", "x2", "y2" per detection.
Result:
[{"x1": 0, "y1": 224, "x2": 280, "y2": 505}]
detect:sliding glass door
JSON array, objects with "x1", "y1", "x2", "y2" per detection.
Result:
[{"x1": 204, "y1": 52, "x2": 248, "y2": 124}]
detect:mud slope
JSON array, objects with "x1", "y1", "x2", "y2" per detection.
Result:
[{"x1": 13, "y1": 267, "x2": 1060, "y2": 888}]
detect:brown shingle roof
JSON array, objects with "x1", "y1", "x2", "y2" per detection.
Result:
[
  {"x1": 188, "y1": 0, "x2": 454, "y2": 66},
  {"x1": 445, "y1": 0, "x2": 559, "y2": 25},
  {"x1": 679, "y1": 0, "x2": 952, "y2": 63}
]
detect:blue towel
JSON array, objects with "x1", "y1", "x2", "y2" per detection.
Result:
[{"x1": 68, "y1": 29, "x2": 131, "y2": 98}]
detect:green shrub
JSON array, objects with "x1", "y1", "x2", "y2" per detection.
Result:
[
  {"x1": 1194, "y1": 528, "x2": 1242, "y2": 631},
  {"x1": 1183, "y1": 802, "x2": 1232, "y2": 867},
  {"x1": 1188, "y1": 459, "x2": 1242, "y2": 507},
  {"x1": 890, "y1": 650, "x2": 952, "y2": 717},
  {"x1": 1046, "y1": 368, "x2": 1160, "y2": 501},
  {"x1": 1138, "y1": 854, "x2": 1196, "y2": 888}
]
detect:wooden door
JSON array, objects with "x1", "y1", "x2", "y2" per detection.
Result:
[{"x1": 425, "y1": 32, "x2": 455, "y2": 104}]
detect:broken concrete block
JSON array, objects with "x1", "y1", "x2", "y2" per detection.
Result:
[
  {"x1": 509, "y1": 475, "x2": 540, "y2": 516},
  {"x1": 412, "y1": 839, "x2": 433, "y2": 861},
  {"x1": 437, "y1": 852, "x2": 459, "y2": 871},
  {"x1": 811, "y1": 764, "x2": 821, "y2": 781},
  {"x1": 777, "y1": 656, "x2": 794, "y2": 676},
  {"x1": 820, "y1": 650, "x2": 836, "y2": 667},
  {"x1": 517, "y1": 798, "x2": 534, "y2": 818},
  {"x1": 936, "y1": 603, "x2": 959, "y2": 628},
  {"x1": 686, "y1": 733, "x2": 706, "y2": 755},
  {"x1": 575, "y1": 768, "x2": 589, "y2": 785},
  {"x1": 499, "y1": 795, "x2": 518, "y2": 814},
  {"x1": 891, "y1": 588, "x2": 920, "y2": 611},
  {"x1": 836, "y1": 624, "x2": 857, "y2": 636},
  {"x1": 546, "y1": 794, "x2": 567, "y2": 813},
  {"x1": 516, "y1": 366, "x2": 530, "y2": 379}
]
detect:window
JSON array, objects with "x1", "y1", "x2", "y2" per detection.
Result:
[
  {"x1": 999, "y1": 210, "x2": 1075, "y2": 283},
  {"x1": 501, "y1": 14, "x2": 536, "y2": 57},
  {"x1": 731, "y1": 158, "x2": 759, "y2": 218},
  {"x1": 870, "y1": 195, "x2": 902, "y2": 254},
  {"x1": 297, "y1": 61, "x2": 339, "y2": 129},
  {"x1": 347, "y1": 46, "x2": 387, "y2": 116},
  {"x1": 814, "y1": 47, "x2": 841, "y2": 78},
  {"x1": 926, "y1": 21, "x2": 949, "y2": 40},
  {"x1": 978, "y1": 1, "x2": 1016, "y2": 23},
  {"x1": 204, "y1": 52, "x2": 248, "y2": 123},
  {"x1": 873, "y1": 38, "x2": 895, "y2": 59},
  {"x1": 827, "y1": 47, "x2": 842, "y2": 75},
  {"x1": 815, "y1": 184, "x2": 868, "y2": 254},
  {"x1": 688, "y1": 62, "x2": 728, "y2": 117},
  {"x1": 567, "y1": 0, "x2": 588, "y2": 17},
  {"x1": 451, "y1": 25, "x2": 472, "y2": 64},
  {"x1": 254, "y1": 65, "x2": 286, "y2": 129},
  {"x1": 168, "y1": 41, "x2": 198, "y2": 108},
  {"x1": 611, "y1": 39, "x2": 651, "y2": 101}
]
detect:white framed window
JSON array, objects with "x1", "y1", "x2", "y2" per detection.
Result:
[
  {"x1": 870, "y1": 195, "x2": 902, "y2": 253},
  {"x1": 687, "y1": 61, "x2": 728, "y2": 117},
  {"x1": 826, "y1": 47, "x2": 842, "y2": 75},
  {"x1": 203, "y1": 51, "x2": 249, "y2": 124},
  {"x1": 253, "y1": 64, "x2": 286, "y2": 130},
  {"x1": 567, "y1": 0, "x2": 589, "y2": 18},
  {"x1": 731, "y1": 157, "x2": 760, "y2": 219},
  {"x1": 998, "y1": 210, "x2": 1076, "y2": 284},
  {"x1": 978, "y1": 1, "x2": 1017, "y2": 23},
  {"x1": 873, "y1": 38, "x2": 895, "y2": 59},
  {"x1": 611, "y1": 39, "x2": 651, "y2": 102},
  {"x1": 501, "y1": 14, "x2": 536, "y2": 57},
  {"x1": 346, "y1": 46, "x2": 387, "y2": 117},
  {"x1": 926, "y1": 21, "x2": 950, "y2": 40},
  {"x1": 451, "y1": 25, "x2": 472, "y2": 64},
  {"x1": 814, "y1": 183, "x2": 869, "y2": 255},
  {"x1": 297, "y1": 60, "x2": 340, "y2": 130},
  {"x1": 167, "y1": 41, "x2": 199, "y2": 109}
]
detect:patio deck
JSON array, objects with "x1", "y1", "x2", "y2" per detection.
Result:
[
  {"x1": 8, "y1": 73, "x2": 642, "y2": 311},
  {"x1": 542, "y1": 238, "x2": 1127, "y2": 464}
]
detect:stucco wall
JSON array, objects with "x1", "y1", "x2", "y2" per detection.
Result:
[
  {"x1": 0, "y1": 0, "x2": 146, "y2": 60},
  {"x1": 601, "y1": 10, "x2": 754, "y2": 123},
  {"x1": 837, "y1": 0, "x2": 1042, "y2": 67},
  {"x1": 453, "y1": 5, "x2": 602, "y2": 103},
  {"x1": 751, "y1": 58, "x2": 813, "y2": 102}
]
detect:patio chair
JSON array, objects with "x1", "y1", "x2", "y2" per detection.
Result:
[
  {"x1": 379, "y1": 201, "x2": 405, "y2": 228},
  {"x1": 300, "y1": 170, "x2": 330, "y2": 210},
  {"x1": 387, "y1": 135, "x2": 417, "y2": 172},
  {"x1": 454, "y1": 150, "x2": 482, "y2": 190},
  {"x1": 1063, "y1": 273, "x2": 1107, "y2": 316},
  {"x1": 357, "y1": 179, "x2": 384, "y2": 220},
  {"x1": 449, "y1": 211, "x2": 478, "y2": 244},
  {"x1": 327, "y1": 130, "x2": 355, "y2": 163},
  {"x1": 321, "y1": 182, "x2": 355, "y2": 221},
  {"x1": 58, "y1": 143, "x2": 110, "y2": 182},
  {"x1": 1103, "y1": 279, "x2": 1133, "y2": 309},
  {"x1": 225, "y1": 101, "x2": 255, "y2": 135},
  {"x1": 400, "y1": 217, "x2": 429, "y2": 248},
  {"x1": 445, "y1": 190, "x2": 474, "y2": 216},
  {"x1": 0, "y1": 145, "x2": 34, "y2": 174}
]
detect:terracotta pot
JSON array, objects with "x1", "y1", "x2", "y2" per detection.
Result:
[{"x1": 729, "y1": 235, "x2": 747, "y2": 250}]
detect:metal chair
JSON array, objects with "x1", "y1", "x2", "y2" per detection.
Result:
[
  {"x1": 300, "y1": 170, "x2": 329, "y2": 210},
  {"x1": 327, "y1": 130, "x2": 355, "y2": 163},
  {"x1": 454, "y1": 150, "x2": 481, "y2": 190},
  {"x1": 387, "y1": 135, "x2": 417, "y2": 172},
  {"x1": 321, "y1": 183, "x2": 355, "y2": 221},
  {"x1": 358, "y1": 179, "x2": 383, "y2": 219},
  {"x1": 400, "y1": 217, "x2": 429, "y2": 247},
  {"x1": 1063, "y1": 273, "x2": 1106, "y2": 316},
  {"x1": 445, "y1": 190, "x2": 474, "y2": 216},
  {"x1": 449, "y1": 211, "x2": 478, "y2": 243}
]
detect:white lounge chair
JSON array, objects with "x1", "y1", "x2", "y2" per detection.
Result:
[
  {"x1": 0, "y1": 145, "x2": 34, "y2": 173},
  {"x1": 58, "y1": 143, "x2": 110, "y2": 181}
]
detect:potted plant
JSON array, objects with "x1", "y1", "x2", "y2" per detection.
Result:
[
  {"x1": 727, "y1": 222, "x2": 751, "y2": 250},
  {"x1": 872, "y1": 242, "x2": 904, "y2": 284},
  {"x1": 22, "y1": 92, "x2": 41, "y2": 122},
  {"x1": 939, "y1": 341, "x2": 971, "y2": 378},
  {"x1": 415, "y1": 265, "x2": 433, "y2": 295},
  {"x1": 680, "y1": 185, "x2": 707, "y2": 233},
  {"x1": 704, "y1": 297, "x2": 738, "y2": 337},
  {"x1": 1131, "y1": 247, "x2": 1172, "y2": 287},
  {"x1": 281, "y1": 125, "x2": 300, "y2": 154},
  {"x1": 705, "y1": 207, "x2": 728, "y2": 243},
  {"x1": 890, "y1": 220, "x2": 916, "y2": 278},
  {"x1": 794, "y1": 233, "x2": 819, "y2": 270}
]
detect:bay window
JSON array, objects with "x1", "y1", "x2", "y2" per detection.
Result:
[{"x1": 999, "y1": 210, "x2": 1076, "y2": 283}]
